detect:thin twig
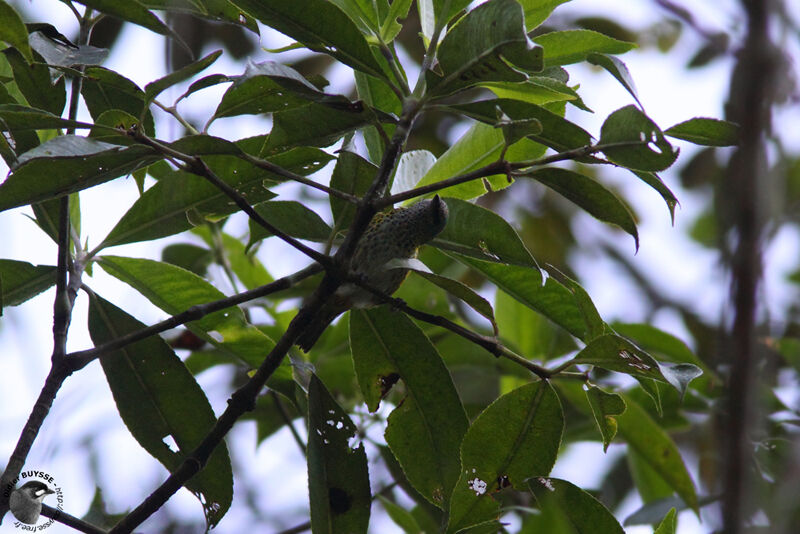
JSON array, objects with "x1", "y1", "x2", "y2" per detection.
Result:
[
  {"x1": 379, "y1": 42, "x2": 411, "y2": 97},
  {"x1": 130, "y1": 132, "x2": 333, "y2": 268},
  {"x1": 66, "y1": 264, "x2": 323, "y2": 371},
  {"x1": 349, "y1": 275, "x2": 580, "y2": 380},
  {"x1": 152, "y1": 99, "x2": 200, "y2": 135},
  {"x1": 270, "y1": 391, "x2": 306, "y2": 456},
  {"x1": 237, "y1": 151, "x2": 359, "y2": 203},
  {"x1": 375, "y1": 141, "x2": 645, "y2": 208}
]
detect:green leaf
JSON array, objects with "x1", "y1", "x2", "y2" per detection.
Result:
[
  {"x1": 355, "y1": 70, "x2": 401, "y2": 163},
  {"x1": 632, "y1": 171, "x2": 679, "y2": 224},
  {"x1": 140, "y1": 0, "x2": 260, "y2": 33},
  {"x1": 266, "y1": 102, "x2": 380, "y2": 152},
  {"x1": 31, "y1": 192, "x2": 81, "y2": 245},
  {"x1": 307, "y1": 374, "x2": 371, "y2": 534},
  {"x1": 587, "y1": 53, "x2": 642, "y2": 108},
  {"x1": 654, "y1": 508, "x2": 677, "y2": 534},
  {"x1": 192, "y1": 226, "x2": 273, "y2": 289},
  {"x1": 528, "y1": 477, "x2": 625, "y2": 534},
  {"x1": 628, "y1": 447, "x2": 674, "y2": 503},
  {"x1": 0, "y1": 1, "x2": 34, "y2": 62},
  {"x1": 525, "y1": 167, "x2": 639, "y2": 250},
  {"x1": 413, "y1": 122, "x2": 526, "y2": 200},
  {"x1": 248, "y1": 200, "x2": 332, "y2": 246},
  {"x1": 585, "y1": 385, "x2": 626, "y2": 452},
  {"x1": 626, "y1": 495, "x2": 718, "y2": 527},
  {"x1": 481, "y1": 79, "x2": 578, "y2": 107},
  {"x1": 430, "y1": 0, "x2": 472, "y2": 30},
  {"x1": 330, "y1": 151, "x2": 376, "y2": 229},
  {"x1": 616, "y1": 394, "x2": 698, "y2": 512},
  {"x1": 98, "y1": 166, "x2": 273, "y2": 248},
  {"x1": 454, "y1": 256, "x2": 590, "y2": 340},
  {"x1": 554, "y1": 269, "x2": 606, "y2": 340},
  {"x1": 350, "y1": 307, "x2": 469, "y2": 508},
  {"x1": 570, "y1": 334, "x2": 666, "y2": 382},
  {"x1": 88, "y1": 293, "x2": 233, "y2": 528},
  {"x1": 411, "y1": 270, "x2": 497, "y2": 333},
  {"x1": 427, "y1": 0, "x2": 537, "y2": 96},
  {"x1": 144, "y1": 49, "x2": 222, "y2": 101},
  {"x1": 447, "y1": 381, "x2": 563, "y2": 533},
  {"x1": 0, "y1": 259, "x2": 57, "y2": 306},
  {"x1": 495, "y1": 289, "x2": 576, "y2": 359},
  {"x1": 533, "y1": 29, "x2": 636, "y2": 67},
  {"x1": 100, "y1": 141, "x2": 330, "y2": 249},
  {"x1": 161, "y1": 243, "x2": 213, "y2": 277},
  {"x1": 380, "y1": 0, "x2": 414, "y2": 42},
  {"x1": 449, "y1": 99, "x2": 593, "y2": 152},
  {"x1": 665, "y1": 117, "x2": 739, "y2": 146},
  {"x1": 600, "y1": 105, "x2": 678, "y2": 172},
  {"x1": 97, "y1": 255, "x2": 281, "y2": 369},
  {"x1": 71, "y1": 0, "x2": 183, "y2": 42},
  {"x1": 178, "y1": 73, "x2": 232, "y2": 102},
  {"x1": 612, "y1": 323, "x2": 712, "y2": 379},
  {"x1": 378, "y1": 495, "x2": 422, "y2": 533},
  {"x1": 0, "y1": 103, "x2": 96, "y2": 131},
  {"x1": 235, "y1": 0, "x2": 387, "y2": 79},
  {"x1": 433, "y1": 197, "x2": 535, "y2": 266},
  {"x1": 2, "y1": 48, "x2": 66, "y2": 115},
  {"x1": 213, "y1": 60, "x2": 352, "y2": 120},
  {"x1": 81, "y1": 66, "x2": 155, "y2": 135},
  {"x1": 0, "y1": 136, "x2": 158, "y2": 212},
  {"x1": 519, "y1": 0, "x2": 571, "y2": 31}
]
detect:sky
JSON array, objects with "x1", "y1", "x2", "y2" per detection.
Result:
[{"x1": 0, "y1": 0, "x2": 791, "y2": 533}]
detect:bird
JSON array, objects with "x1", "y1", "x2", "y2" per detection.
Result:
[
  {"x1": 9, "y1": 480, "x2": 55, "y2": 525},
  {"x1": 296, "y1": 195, "x2": 449, "y2": 351}
]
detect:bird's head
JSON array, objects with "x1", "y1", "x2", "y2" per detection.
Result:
[
  {"x1": 408, "y1": 194, "x2": 449, "y2": 243},
  {"x1": 17, "y1": 481, "x2": 54, "y2": 503}
]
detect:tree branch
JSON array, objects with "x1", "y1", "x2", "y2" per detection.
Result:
[
  {"x1": 722, "y1": 0, "x2": 774, "y2": 531},
  {"x1": 67, "y1": 264, "x2": 323, "y2": 371},
  {"x1": 349, "y1": 275, "x2": 581, "y2": 380},
  {"x1": 40, "y1": 503, "x2": 107, "y2": 534},
  {"x1": 236, "y1": 151, "x2": 360, "y2": 203},
  {"x1": 110, "y1": 72, "x2": 424, "y2": 532},
  {"x1": 0, "y1": 11, "x2": 92, "y2": 522},
  {"x1": 108, "y1": 277, "x2": 338, "y2": 534},
  {"x1": 130, "y1": 132, "x2": 333, "y2": 268},
  {"x1": 374, "y1": 141, "x2": 641, "y2": 208}
]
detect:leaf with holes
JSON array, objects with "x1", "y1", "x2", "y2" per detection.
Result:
[
  {"x1": 600, "y1": 105, "x2": 678, "y2": 172},
  {"x1": 447, "y1": 381, "x2": 563, "y2": 533},
  {"x1": 586, "y1": 385, "x2": 626, "y2": 452},
  {"x1": 307, "y1": 374, "x2": 371, "y2": 534},
  {"x1": 350, "y1": 307, "x2": 468, "y2": 508}
]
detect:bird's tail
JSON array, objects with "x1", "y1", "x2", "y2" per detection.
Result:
[{"x1": 296, "y1": 302, "x2": 342, "y2": 352}]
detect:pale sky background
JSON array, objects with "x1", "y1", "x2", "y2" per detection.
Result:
[{"x1": 1, "y1": 0, "x2": 797, "y2": 533}]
